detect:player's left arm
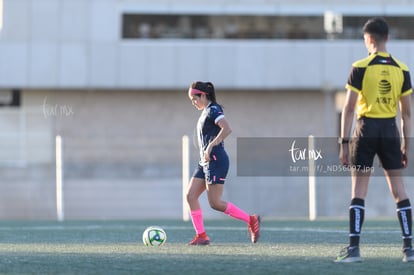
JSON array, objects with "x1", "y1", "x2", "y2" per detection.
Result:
[
  {"x1": 204, "y1": 117, "x2": 232, "y2": 162},
  {"x1": 400, "y1": 93, "x2": 412, "y2": 167}
]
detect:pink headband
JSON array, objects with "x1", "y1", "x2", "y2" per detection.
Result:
[{"x1": 188, "y1": 88, "x2": 208, "y2": 96}]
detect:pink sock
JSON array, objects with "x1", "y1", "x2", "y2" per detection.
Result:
[
  {"x1": 224, "y1": 202, "x2": 250, "y2": 224},
  {"x1": 190, "y1": 209, "x2": 205, "y2": 234}
]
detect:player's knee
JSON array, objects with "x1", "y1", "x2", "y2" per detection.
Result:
[
  {"x1": 208, "y1": 200, "x2": 224, "y2": 212},
  {"x1": 186, "y1": 192, "x2": 197, "y2": 204},
  {"x1": 209, "y1": 202, "x2": 220, "y2": 211}
]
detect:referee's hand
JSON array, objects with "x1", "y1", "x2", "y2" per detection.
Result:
[
  {"x1": 402, "y1": 152, "x2": 408, "y2": 168},
  {"x1": 339, "y1": 144, "x2": 350, "y2": 166}
]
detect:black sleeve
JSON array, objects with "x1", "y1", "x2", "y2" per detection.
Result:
[
  {"x1": 402, "y1": 70, "x2": 412, "y2": 94},
  {"x1": 347, "y1": 67, "x2": 365, "y2": 91}
]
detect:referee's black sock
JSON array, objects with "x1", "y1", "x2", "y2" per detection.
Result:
[
  {"x1": 397, "y1": 199, "x2": 413, "y2": 249},
  {"x1": 349, "y1": 198, "x2": 365, "y2": 247}
]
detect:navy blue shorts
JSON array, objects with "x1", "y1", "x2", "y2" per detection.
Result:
[
  {"x1": 351, "y1": 117, "x2": 403, "y2": 170},
  {"x1": 192, "y1": 149, "x2": 229, "y2": 184}
]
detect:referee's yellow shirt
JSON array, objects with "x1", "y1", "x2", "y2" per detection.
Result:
[{"x1": 346, "y1": 52, "x2": 413, "y2": 119}]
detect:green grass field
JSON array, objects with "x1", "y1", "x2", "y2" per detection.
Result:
[{"x1": 0, "y1": 219, "x2": 413, "y2": 275}]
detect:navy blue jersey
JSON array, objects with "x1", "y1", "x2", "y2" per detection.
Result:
[{"x1": 196, "y1": 103, "x2": 225, "y2": 165}]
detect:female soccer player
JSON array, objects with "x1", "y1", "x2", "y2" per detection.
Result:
[{"x1": 186, "y1": 81, "x2": 260, "y2": 245}]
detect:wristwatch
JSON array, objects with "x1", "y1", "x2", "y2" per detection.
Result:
[{"x1": 338, "y1": 137, "x2": 350, "y2": 144}]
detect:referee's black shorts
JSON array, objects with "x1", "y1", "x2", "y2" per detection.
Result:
[{"x1": 351, "y1": 117, "x2": 403, "y2": 170}]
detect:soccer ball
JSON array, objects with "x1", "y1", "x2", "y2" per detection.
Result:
[{"x1": 142, "y1": 226, "x2": 167, "y2": 246}]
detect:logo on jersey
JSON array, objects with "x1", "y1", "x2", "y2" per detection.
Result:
[
  {"x1": 376, "y1": 79, "x2": 392, "y2": 104},
  {"x1": 378, "y1": 79, "x2": 391, "y2": 94}
]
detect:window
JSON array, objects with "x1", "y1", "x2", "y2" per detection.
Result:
[
  {"x1": 122, "y1": 14, "x2": 414, "y2": 40},
  {"x1": 122, "y1": 14, "x2": 324, "y2": 39},
  {"x1": 0, "y1": 90, "x2": 21, "y2": 107}
]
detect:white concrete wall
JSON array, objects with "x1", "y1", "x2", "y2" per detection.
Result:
[{"x1": 0, "y1": 89, "x2": 412, "y2": 220}]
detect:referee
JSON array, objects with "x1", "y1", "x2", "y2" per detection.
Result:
[{"x1": 335, "y1": 17, "x2": 414, "y2": 263}]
